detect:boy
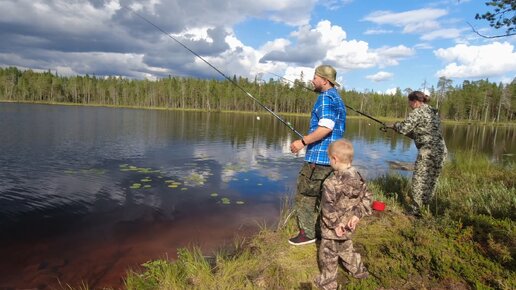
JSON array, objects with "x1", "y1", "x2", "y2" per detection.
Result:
[{"x1": 315, "y1": 139, "x2": 372, "y2": 290}]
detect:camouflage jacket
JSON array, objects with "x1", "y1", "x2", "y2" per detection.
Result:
[
  {"x1": 393, "y1": 103, "x2": 445, "y2": 150},
  {"x1": 320, "y1": 166, "x2": 372, "y2": 240}
]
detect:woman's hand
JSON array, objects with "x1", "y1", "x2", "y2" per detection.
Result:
[{"x1": 384, "y1": 122, "x2": 394, "y2": 129}]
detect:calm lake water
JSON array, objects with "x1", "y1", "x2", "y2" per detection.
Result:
[{"x1": 0, "y1": 103, "x2": 514, "y2": 288}]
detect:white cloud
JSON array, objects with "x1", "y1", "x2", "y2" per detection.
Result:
[
  {"x1": 414, "y1": 43, "x2": 434, "y2": 50},
  {"x1": 435, "y1": 42, "x2": 516, "y2": 78},
  {"x1": 7, "y1": 0, "x2": 504, "y2": 93},
  {"x1": 373, "y1": 45, "x2": 415, "y2": 67},
  {"x1": 326, "y1": 40, "x2": 378, "y2": 69},
  {"x1": 363, "y1": 8, "x2": 448, "y2": 34},
  {"x1": 260, "y1": 20, "x2": 412, "y2": 71},
  {"x1": 385, "y1": 88, "x2": 398, "y2": 95},
  {"x1": 311, "y1": 20, "x2": 348, "y2": 48},
  {"x1": 421, "y1": 28, "x2": 463, "y2": 41},
  {"x1": 284, "y1": 66, "x2": 315, "y2": 85},
  {"x1": 375, "y1": 45, "x2": 414, "y2": 58},
  {"x1": 319, "y1": 0, "x2": 354, "y2": 11},
  {"x1": 366, "y1": 71, "x2": 393, "y2": 82},
  {"x1": 364, "y1": 29, "x2": 393, "y2": 35},
  {"x1": 156, "y1": 0, "x2": 317, "y2": 27}
]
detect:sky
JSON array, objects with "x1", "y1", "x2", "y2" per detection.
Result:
[{"x1": 0, "y1": 0, "x2": 515, "y2": 94}]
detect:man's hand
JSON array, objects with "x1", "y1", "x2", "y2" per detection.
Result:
[{"x1": 290, "y1": 140, "x2": 304, "y2": 154}]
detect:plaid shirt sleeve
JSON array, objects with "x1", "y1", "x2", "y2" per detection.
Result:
[{"x1": 315, "y1": 93, "x2": 338, "y2": 125}]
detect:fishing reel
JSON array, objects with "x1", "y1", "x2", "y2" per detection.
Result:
[
  {"x1": 379, "y1": 124, "x2": 393, "y2": 132},
  {"x1": 379, "y1": 125, "x2": 388, "y2": 132}
]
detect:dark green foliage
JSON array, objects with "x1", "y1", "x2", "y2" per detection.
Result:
[
  {"x1": 0, "y1": 67, "x2": 515, "y2": 122},
  {"x1": 475, "y1": 0, "x2": 516, "y2": 37}
]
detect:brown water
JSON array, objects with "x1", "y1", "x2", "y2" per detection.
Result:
[
  {"x1": 0, "y1": 103, "x2": 514, "y2": 289},
  {"x1": 2, "y1": 205, "x2": 274, "y2": 289}
]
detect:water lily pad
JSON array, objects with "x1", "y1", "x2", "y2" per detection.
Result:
[
  {"x1": 168, "y1": 184, "x2": 179, "y2": 188},
  {"x1": 185, "y1": 173, "x2": 205, "y2": 185},
  {"x1": 87, "y1": 168, "x2": 106, "y2": 175},
  {"x1": 221, "y1": 197, "x2": 230, "y2": 205},
  {"x1": 181, "y1": 188, "x2": 187, "y2": 191},
  {"x1": 210, "y1": 193, "x2": 218, "y2": 197},
  {"x1": 236, "y1": 201, "x2": 245, "y2": 205},
  {"x1": 141, "y1": 178, "x2": 152, "y2": 182},
  {"x1": 130, "y1": 183, "x2": 142, "y2": 189},
  {"x1": 144, "y1": 185, "x2": 151, "y2": 188}
]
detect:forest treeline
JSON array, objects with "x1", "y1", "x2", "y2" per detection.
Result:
[{"x1": 0, "y1": 67, "x2": 514, "y2": 122}]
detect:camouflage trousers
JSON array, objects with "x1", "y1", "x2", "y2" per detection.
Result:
[
  {"x1": 315, "y1": 239, "x2": 367, "y2": 290},
  {"x1": 294, "y1": 163, "x2": 333, "y2": 239},
  {"x1": 409, "y1": 146, "x2": 447, "y2": 214}
]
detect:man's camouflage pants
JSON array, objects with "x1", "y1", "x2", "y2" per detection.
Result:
[{"x1": 294, "y1": 163, "x2": 333, "y2": 239}]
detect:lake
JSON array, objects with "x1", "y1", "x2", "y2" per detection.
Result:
[{"x1": 0, "y1": 103, "x2": 514, "y2": 288}]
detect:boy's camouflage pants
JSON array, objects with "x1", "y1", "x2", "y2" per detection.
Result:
[
  {"x1": 315, "y1": 238, "x2": 366, "y2": 290},
  {"x1": 294, "y1": 163, "x2": 333, "y2": 239}
]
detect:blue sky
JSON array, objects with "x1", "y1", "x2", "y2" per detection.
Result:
[{"x1": 0, "y1": 0, "x2": 515, "y2": 94}]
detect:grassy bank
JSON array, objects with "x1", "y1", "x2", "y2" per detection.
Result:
[{"x1": 122, "y1": 151, "x2": 515, "y2": 290}]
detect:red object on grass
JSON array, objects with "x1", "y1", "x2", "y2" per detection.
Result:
[{"x1": 372, "y1": 201, "x2": 386, "y2": 211}]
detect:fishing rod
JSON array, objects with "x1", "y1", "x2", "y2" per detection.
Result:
[
  {"x1": 124, "y1": 7, "x2": 303, "y2": 138},
  {"x1": 266, "y1": 71, "x2": 389, "y2": 131}
]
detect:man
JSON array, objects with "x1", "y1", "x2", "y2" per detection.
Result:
[{"x1": 289, "y1": 64, "x2": 346, "y2": 245}]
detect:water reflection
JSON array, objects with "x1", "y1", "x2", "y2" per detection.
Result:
[
  {"x1": 443, "y1": 123, "x2": 515, "y2": 164},
  {"x1": 1, "y1": 103, "x2": 514, "y2": 229},
  {"x1": 0, "y1": 103, "x2": 514, "y2": 288}
]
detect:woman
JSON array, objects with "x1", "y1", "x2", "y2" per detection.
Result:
[{"x1": 388, "y1": 91, "x2": 447, "y2": 216}]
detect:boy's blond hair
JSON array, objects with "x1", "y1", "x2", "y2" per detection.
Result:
[{"x1": 328, "y1": 139, "x2": 354, "y2": 164}]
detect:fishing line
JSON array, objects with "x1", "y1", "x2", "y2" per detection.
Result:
[
  {"x1": 264, "y1": 71, "x2": 389, "y2": 131},
  {"x1": 124, "y1": 6, "x2": 303, "y2": 138}
]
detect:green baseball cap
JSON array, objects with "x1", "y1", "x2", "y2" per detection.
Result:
[{"x1": 315, "y1": 65, "x2": 340, "y2": 87}]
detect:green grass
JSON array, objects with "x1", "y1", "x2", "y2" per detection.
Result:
[{"x1": 104, "y1": 151, "x2": 516, "y2": 289}]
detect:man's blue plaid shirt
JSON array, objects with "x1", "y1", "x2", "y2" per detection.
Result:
[{"x1": 304, "y1": 87, "x2": 346, "y2": 165}]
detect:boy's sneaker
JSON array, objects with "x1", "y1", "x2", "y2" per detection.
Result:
[{"x1": 288, "y1": 230, "x2": 316, "y2": 245}]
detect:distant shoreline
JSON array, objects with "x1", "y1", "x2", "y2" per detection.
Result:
[{"x1": 2, "y1": 100, "x2": 515, "y2": 127}]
